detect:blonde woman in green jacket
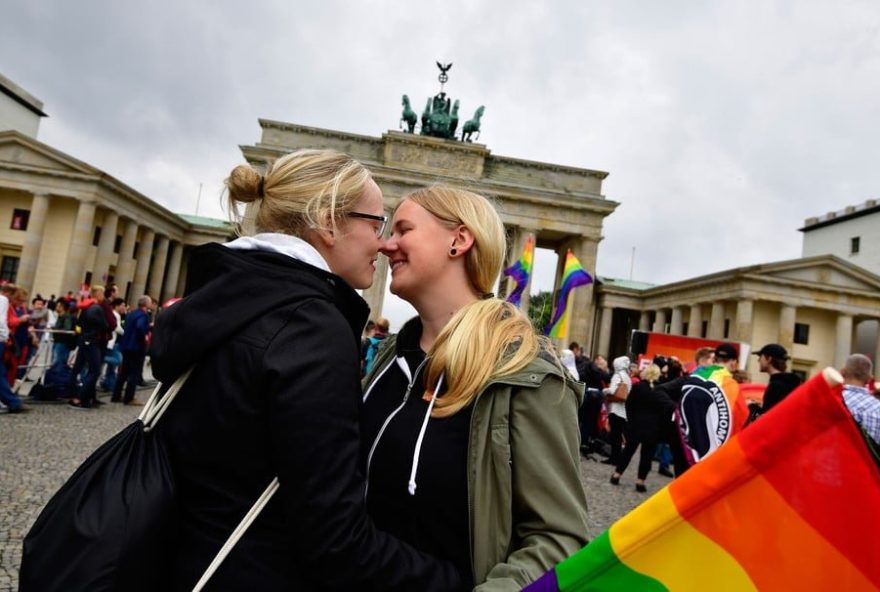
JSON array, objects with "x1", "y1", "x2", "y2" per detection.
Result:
[{"x1": 361, "y1": 186, "x2": 588, "y2": 591}]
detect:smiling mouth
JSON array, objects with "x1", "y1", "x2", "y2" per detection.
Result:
[{"x1": 390, "y1": 260, "x2": 406, "y2": 272}]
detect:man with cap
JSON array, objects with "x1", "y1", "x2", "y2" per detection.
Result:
[{"x1": 755, "y1": 343, "x2": 802, "y2": 414}]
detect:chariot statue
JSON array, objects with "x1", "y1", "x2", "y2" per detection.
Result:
[{"x1": 398, "y1": 61, "x2": 485, "y2": 142}]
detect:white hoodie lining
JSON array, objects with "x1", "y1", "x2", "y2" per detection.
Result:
[
  {"x1": 407, "y1": 372, "x2": 444, "y2": 496},
  {"x1": 224, "y1": 233, "x2": 330, "y2": 272}
]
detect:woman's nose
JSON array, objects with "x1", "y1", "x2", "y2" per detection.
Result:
[{"x1": 379, "y1": 236, "x2": 397, "y2": 256}]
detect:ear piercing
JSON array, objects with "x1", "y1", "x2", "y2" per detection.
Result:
[{"x1": 450, "y1": 247, "x2": 458, "y2": 256}]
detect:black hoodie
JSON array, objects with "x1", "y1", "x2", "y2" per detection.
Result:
[
  {"x1": 150, "y1": 243, "x2": 463, "y2": 591},
  {"x1": 762, "y1": 372, "x2": 802, "y2": 414}
]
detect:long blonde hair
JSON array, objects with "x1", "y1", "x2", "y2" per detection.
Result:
[
  {"x1": 402, "y1": 186, "x2": 554, "y2": 417},
  {"x1": 226, "y1": 149, "x2": 371, "y2": 236}
]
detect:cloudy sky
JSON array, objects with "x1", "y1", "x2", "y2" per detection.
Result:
[{"x1": 3, "y1": 1, "x2": 879, "y2": 327}]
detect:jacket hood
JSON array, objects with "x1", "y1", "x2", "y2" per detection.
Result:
[
  {"x1": 150, "y1": 242, "x2": 368, "y2": 382},
  {"x1": 612, "y1": 356, "x2": 631, "y2": 372}
]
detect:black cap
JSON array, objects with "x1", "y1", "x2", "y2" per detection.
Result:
[
  {"x1": 754, "y1": 343, "x2": 789, "y2": 360},
  {"x1": 714, "y1": 343, "x2": 738, "y2": 361}
]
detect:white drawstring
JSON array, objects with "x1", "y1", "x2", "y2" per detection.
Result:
[{"x1": 407, "y1": 372, "x2": 444, "y2": 496}]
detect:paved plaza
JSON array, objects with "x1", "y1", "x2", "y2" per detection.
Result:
[{"x1": 0, "y1": 387, "x2": 665, "y2": 591}]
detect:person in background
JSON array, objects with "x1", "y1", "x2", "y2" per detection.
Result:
[
  {"x1": 0, "y1": 284, "x2": 27, "y2": 413},
  {"x1": 561, "y1": 349, "x2": 580, "y2": 381},
  {"x1": 602, "y1": 355, "x2": 632, "y2": 466},
  {"x1": 67, "y1": 286, "x2": 108, "y2": 410},
  {"x1": 363, "y1": 317, "x2": 390, "y2": 375},
  {"x1": 755, "y1": 343, "x2": 801, "y2": 414},
  {"x1": 610, "y1": 364, "x2": 675, "y2": 492},
  {"x1": 840, "y1": 353, "x2": 880, "y2": 446},
  {"x1": 112, "y1": 296, "x2": 151, "y2": 405},
  {"x1": 99, "y1": 298, "x2": 127, "y2": 393}
]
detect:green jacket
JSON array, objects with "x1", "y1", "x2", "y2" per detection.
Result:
[{"x1": 364, "y1": 335, "x2": 589, "y2": 591}]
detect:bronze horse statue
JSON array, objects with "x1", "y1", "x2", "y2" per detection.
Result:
[
  {"x1": 462, "y1": 105, "x2": 485, "y2": 142},
  {"x1": 400, "y1": 94, "x2": 418, "y2": 133}
]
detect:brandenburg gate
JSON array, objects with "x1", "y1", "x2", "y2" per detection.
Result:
[{"x1": 239, "y1": 66, "x2": 617, "y2": 344}]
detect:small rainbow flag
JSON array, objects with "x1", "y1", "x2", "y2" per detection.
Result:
[
  {"x1": 503, "y1": 235, "x2": 534, "y2": 307},
  {"x1": 525, "y1": 370, "x2": 880, "y2": 591},
  {"x1": 544, "y1": 250, "x2": 592, "y2": 338}
]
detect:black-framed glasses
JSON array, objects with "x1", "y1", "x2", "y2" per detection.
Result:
[{"x1": 347, "y1": 212, "x2": 388, "y2": 237}]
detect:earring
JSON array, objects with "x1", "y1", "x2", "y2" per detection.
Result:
[{"x1": 450, "y1": 247, "x2": 457, "y2": 256}]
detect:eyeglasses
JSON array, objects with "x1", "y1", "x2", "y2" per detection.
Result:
[{"x1": 347, "y1": 212, "x2": 388, "y2": 237}]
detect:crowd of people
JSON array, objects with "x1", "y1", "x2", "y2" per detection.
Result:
[
  {"x1": 560, "y1": 340, "x2": 880, "y2": 492},
  {"x1": 0, "y1": 281, "x2": 156, "y2": 414}
]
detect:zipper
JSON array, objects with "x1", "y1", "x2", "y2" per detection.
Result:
[{"x1": 364, "y1": 356, "x2": 430, "y2": 499}]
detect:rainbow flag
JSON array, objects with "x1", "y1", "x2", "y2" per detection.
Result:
[
  {"x1": 503, "y1": 235, "x2": 534, "y2": 306},
  {"x1": 544, "y1": 250, "x2": 592, "y2": 338},
  {"x1": 525, "y1": 370, "x2": 880, "y2": 591}
]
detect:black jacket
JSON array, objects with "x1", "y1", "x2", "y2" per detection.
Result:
[
  {"x1": 762, "y1": 372, "x2": 802, "y2": 413},
  {"x1": 624, "y1": 381, "x2": 676, "y2": 442},
  {"x1": 76, "y1": 303, "x2": 108, "y2": 344},
  {"x1": 150, "y1": 243, "x2": 462, "y2": 592}
]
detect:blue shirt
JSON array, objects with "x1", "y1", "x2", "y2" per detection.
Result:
[
  {"x1": 842, "y1": 384, "x2": 880, "y2": 445},
  {"x1": 118, "y1": 308, "x2": 150, "y2": 353}
]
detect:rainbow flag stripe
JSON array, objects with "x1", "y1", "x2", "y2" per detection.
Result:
[
  {"x1": 504, "y1": 235, "x2": 534, "y2": 306},
  {"x1": 526, "y1": 371, "x2": 880, "y2": 591},
  {"x1": 544, "y1": 250, "x2": 592, "y2": 338}
]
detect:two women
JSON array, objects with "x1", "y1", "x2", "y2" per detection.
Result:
[
  {"x1": 151, "y1": 152, "x2": 587, "y2": 590},
  {"x1": 362, "y1": 186, "x2": 589, "y2": 590}
]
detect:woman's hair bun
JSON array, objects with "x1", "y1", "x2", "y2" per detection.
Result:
[{"x1": 226, "y1": 164, "x2": 264, "y2": 204}]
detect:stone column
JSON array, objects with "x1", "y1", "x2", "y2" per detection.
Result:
[
  {"x1": 130, "y1": 229, "x2": 155, "y2": 301},
  {"x1": 652, "y1": 309, "x2": 667, "y2": 333},
  {"x1": 638, "y1": 311, "x2": 651, "y2": 332},
  {"x1": 688, "y1": 304, "x2": 703, "y2": 337},
  {"x1": 61, "y1": 200, "x2": 97, "y2": 292},
  {"x1": 835, "y1": 313, "x2": 854, "y2": 369},
  {"x1": 778, "y1": 304, "x2": 796, "y2": 352},
  {"x1": 114, "y1": 220, "x2": 139, "y2": 297},
  {"x1": 361, "y1": 255, "x2": 389, "y2": 321},
  {"x1": 670, "y1": 306, "x2": 684, "y2": 335},
  {"x1": 92, "y1": 210, "x2": 119, "y2": 286},
  {"x1": 161, "y1": 241, "x2": 184, "y2": 302},
  {"x1": 16, "y1": 193, "x2": 50, "y2": 291},
  {"x1": 558, "y1": 236, "x2": 600, "y2": 345},
  {"x1": 176, "y1": 247, "x2": 189, "y2": 296},
  {"x1": 734, "y1": 299, "x2": 754, "y2": 343},
  {"x1": 597, "y1": 305, "x2": 614, "y2": 357},
  {"x1": 147, "y1": 235, "x2": 170, "y2": 299},
  {"x1": 708, "y1": 302, "x2": 725, "y2": 339}
]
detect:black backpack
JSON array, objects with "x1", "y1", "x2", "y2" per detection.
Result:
[{"x1": 19, "y1": 373, "x2": 190, "y2": 592}]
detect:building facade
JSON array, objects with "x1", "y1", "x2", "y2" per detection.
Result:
[
  {"x1": 801, "y1": 199, "x2": 880, "y2": 275},
  {"x1": 0, "y1": 131, "x2": 234, "y2": 302},
  {"x1": 0, "y1": 74, "x2": 234, "y2": 303},
  {"x1": 0, "y1": 72, "x2": 45, "y2": 139},
  {"x1": 240, "y1": 119, "x2": 619, "y2": 344},
  {"x1": 592, "y1": 255, "x2": 880, "y2": 382},
  {"x1": 801, "y1": 199, "x2": 880, "y2": 358}
]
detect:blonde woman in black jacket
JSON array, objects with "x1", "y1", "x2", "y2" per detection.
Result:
[{"x1": 150, "y1": 150, "x2": 463, "y2": 591}]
